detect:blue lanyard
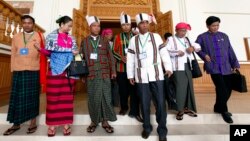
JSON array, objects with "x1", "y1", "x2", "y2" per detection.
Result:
[
  {"x1": 176, "y1": 36, "x2": 187, "y2": 48},
  {"x1": 139, "y1": 33, "x2": 150, "y2": 52}
]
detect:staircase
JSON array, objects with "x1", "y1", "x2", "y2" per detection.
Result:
[{"x1": 0, "y1": 113, "x2": 249, "y2": 141}]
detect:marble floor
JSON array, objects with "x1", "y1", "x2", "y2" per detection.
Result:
[{"x1": 1, "y1": 91, "x2": 250, "y2": 114}]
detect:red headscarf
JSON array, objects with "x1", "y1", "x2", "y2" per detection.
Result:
[
  {"x1": 101, "y1": 28, "x2": 113, "y2": 36},
  {"x1": 175, "y1": 22, "x2": 191, "y2": 30}
]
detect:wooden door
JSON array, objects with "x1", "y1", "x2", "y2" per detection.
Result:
[{"x1": 154, "y1": 11, "x2": 174, "y2": 39}]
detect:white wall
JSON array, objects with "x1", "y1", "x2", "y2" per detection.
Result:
[
  {"x1": 8, "y1": 0, "x2": 249, "y2": 60},
  {"x1": 32, "y1": 0, "x2": 80, "y2": 36},
  {"x1": 160, "y1": 0, "x2": 250, "y2": 61}
]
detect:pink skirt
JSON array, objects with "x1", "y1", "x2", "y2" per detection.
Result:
[{"x1": 46, "y1": 70, "x2": 75, "y2": 126}]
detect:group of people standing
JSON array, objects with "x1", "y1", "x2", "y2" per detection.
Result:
[{"x1": 3, "y1": 11, "x2": 239, "y2": 141}]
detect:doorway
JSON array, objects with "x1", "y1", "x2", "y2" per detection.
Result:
[{"x1": 100, "y1": 21, "x2": 137, "y2": 38}]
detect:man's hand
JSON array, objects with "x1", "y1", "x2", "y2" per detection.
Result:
[
  {"x1": 186, "y1": 47, "x2": 194, "y2": 54},
  {"x1": 233, "y1": 68, "x2": 240, "y2": 72},
  {"x1": 81, "y1": 77, "x2": 87, "y2": 83},
  {"x1": 34, "y1": 41, "x2": 41, "y2": 51},
  {"x1": 177, "y1": 50, "x2": 185, "y2": 57},
  {"x1": 129, "y1": 78, "x2": 135, "y2": 85},
  {"x1": 164, "y1": 70, "x2": 172, "y2": 78},
  {"x1": 111, "y1": 73, "x2": 117, "y2": 79},
  {"x1": 205, "y1": 55, "x2": 211, "y2": 62},
  {"x1": 121, "y1": 56, "x2": 127, "y2": 63}
]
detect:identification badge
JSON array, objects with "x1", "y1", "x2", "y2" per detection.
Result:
[
  {"x1": 20, "y1": 48, "x2": 29, "y2": 55},
  {"x1": 139, "y1": 52, "x2": 147, "y2": 60},
  {"x1": 125, "y1": 48, "x2": 128, "y2": 54},
  {"x1": 90, "y1": 53, "x2": 98, "y2": 60}
]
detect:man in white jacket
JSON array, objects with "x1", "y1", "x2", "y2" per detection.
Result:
[{"x1": 126, "y1": 13, "x2": 172, "y2": 141}]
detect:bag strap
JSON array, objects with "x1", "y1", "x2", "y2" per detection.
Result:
[
  {"x1": 185, "y1": 37, "x2": 197, "y2": 61},
  {"x1": 172, "y1": 36, "x2": 179, "y2": 70},
  {"x1": 66, "y1": 69, "x2": 73, "y2": 93}
]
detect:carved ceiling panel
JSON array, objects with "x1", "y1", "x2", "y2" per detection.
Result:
[
  {"x1": 83, "y1": 0, "x2": 157, "y2": 21},
  {"x1": 92, "y1": 0, "x2": 149, "y2": 5}
]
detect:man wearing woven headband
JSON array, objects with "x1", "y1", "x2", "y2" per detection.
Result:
[
  {"x1": 80, "y1": 15, "x2": 117, "y2": 133},
  {"x1": 127, "y1": 13, "x2": 172, "y2": 141}
]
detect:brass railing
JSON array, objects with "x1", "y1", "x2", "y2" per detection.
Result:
[{"x1": 0, "y1": 0, "x2": 45, "y2": 46}]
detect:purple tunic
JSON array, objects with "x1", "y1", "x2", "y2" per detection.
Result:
[{"x1": 196, "y1": 31, "x2": 240, "y2": 75}]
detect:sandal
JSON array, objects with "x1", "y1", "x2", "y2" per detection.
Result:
[
  {"x1": 27, "y1": 125, "x2": 37, "y2": 134},
  {"x1": 184, "y1": 109, "x2": 197, "y2": 117},
  {"x1": 176, "y1": 112, "x2": 184, "y2": 120},
  {"x1": 3, "y1": 126, "x2": 20, "y2": 136},
  {"x1": 102, "y1": 125, "x2": 114, "y2": 133},
  {"x1": 63, "y1": 126, "x2": 71, "y2": 136},
  {"x1": 47, "y1": 127, "x2": 56, "y2": 137},
  {"x1": 87, "y1": 124, "x2": 97, "y2": 133}
]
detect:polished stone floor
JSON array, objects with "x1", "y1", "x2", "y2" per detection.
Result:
[{"x1": 1, "y1": 91, "x2": 250, "y2": 114}]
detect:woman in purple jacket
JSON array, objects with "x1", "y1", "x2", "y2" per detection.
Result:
[{"x1": 196, "y1": 16, "x2": 240, "y2": 124}]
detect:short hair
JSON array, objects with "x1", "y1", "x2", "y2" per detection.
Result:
[
  {"x1": 206, "y1": 16, "x2": 220, "y2": 26},
  {"x1": 164, "y1": 32, "x2": 172, "y2": 40},
  {"x1": 21, "y1": 15, "x2": 35, "y2": 23},
  {"x1": 56, "y1": 16, "x2": 72, "y2": 26}
]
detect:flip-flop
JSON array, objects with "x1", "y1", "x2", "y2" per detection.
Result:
[
  {"x1": 47, "y1": 128, "x2": 56, "y2": 137},
  {"x1": 27, "y1": 125, "x2": 37, "y2": 134},
  {"x1": 176, "y1": 112, "x2": 184, "y2": 120},
  {"x1": 63, "y1": 126, "x2": 71, "y2": 136},
  {"x1": 102, "y1": 125, "x2": 114, "y2": 133},
  {"x1": 184, "y1": 110, "x2": 198, "y2": 117},
  {"x1": 3, "y1": 127, "x2": 20, "y2": 136},
  {"x1": 87, "y1": 125, "x2": 97, "y2": 133}
]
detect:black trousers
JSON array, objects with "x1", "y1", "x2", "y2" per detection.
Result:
[
  {"x1": 137, "y1": 80, "x2": 167, "y2": 138},
  {"x1": 111, "y1": 79, "x2": 119, "y2": 107},
  {"x1": 211, "y1": 74, "x2": 232, "y2": 113},
  {"x1": 116, "y1": 72, "x2": 140, "y2": 116}
]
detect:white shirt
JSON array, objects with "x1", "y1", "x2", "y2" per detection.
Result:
[
  {"x1": 166, "y1": 36, "x2": 201, "y2": 71},
  {"x1": 127, "y1": 32, "x2": 172, "y2": 83}
]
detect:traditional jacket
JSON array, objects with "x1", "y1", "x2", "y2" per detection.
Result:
[
  {"x1": 81, "y1": 35, "x2": 116, "y2": 80},
  {"x1": 113, "y1": 32, "x2": 133, "y2": 72},
  {"x1": 196, "y1": 31, "x2": 240, "y2": 75},
  {"x1": 126, "y1": 32, "x2": 172, "y2": 83},
  {"x1": 166, "y1": 36, "x2": 201, "y2": 71},
  {"x1": 11, "y1": 32, "x2": 41, "y2": 72}
]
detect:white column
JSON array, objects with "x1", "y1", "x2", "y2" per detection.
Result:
[
  {"x1": 33, "y1": 0, "x2": 80, "y2": 35},
  {"x1": 178, "y1": 0, "x2": 187, "y2": 22}
]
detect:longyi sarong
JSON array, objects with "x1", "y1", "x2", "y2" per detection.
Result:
[
  {"x1": 46, "y1": 71, "x2": 75, "y2": 125},
  {"x1": 7, "y1": 71, "x2": 40, "y2": 124}
]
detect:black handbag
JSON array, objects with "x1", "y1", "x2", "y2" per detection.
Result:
[
  {"x1": 191, "y1": 52, "x2": 202, "y2": 78},
  {"x1": 164, "y1": 75, "x2": 177, "y2": 110},
  {"x1": 67, "y1": 54, "x2": 89, "y2": 77},
  {"x1": 185, "y1": 37, "x2": 202, "y2": 78},
  {"x1": 231, "y1": 70, "x2": 247, "y2": 93}
]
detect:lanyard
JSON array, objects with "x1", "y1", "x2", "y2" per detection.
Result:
[
  {"x1": 23, "y1": 32, "x2": 34, "y2": 47},
  {"x1": 139, "y1": 33, "x2": 150, "y2": 52},
  {"x1": 90, "y1": 37, "x2": 100, "y2": 52},
  {"x1": 176, "y1": 36, "x2": 187, "y2": 48},
  {"x1": 122, "y1": 32, "x2": 132, "y2": 48}
]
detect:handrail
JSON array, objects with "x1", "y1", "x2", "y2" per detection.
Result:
[
  {"x1": 0, "y1": 0, "x2": 45, "y2": 46},
  {"x1": 244, "y1": 37, "x2": 250, "y2": 61}
]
